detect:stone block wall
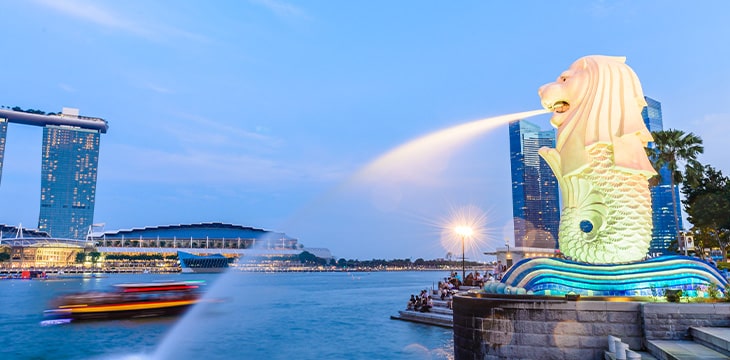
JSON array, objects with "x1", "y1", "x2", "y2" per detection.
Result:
[
  {"x1": 453, "y1": 295, "x2": 643, "y2": 360},
  {"x1": 641, "y1": 303, "x2": 730, "y2": 340},
  {"x1": 454, "y1": 296, "x2": 730, "y2": 360}
]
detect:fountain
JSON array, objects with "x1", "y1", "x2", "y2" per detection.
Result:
[
  {"x1": 493, "y1": 55, "x2": 727, "y2": 297},
  {"x1": 453, "y1": 55, "x2": 730, "y2": 360}
]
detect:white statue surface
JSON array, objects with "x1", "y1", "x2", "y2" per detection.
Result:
[{"x1": 538, "y1": 55, "x2": 656, "y2": 264}]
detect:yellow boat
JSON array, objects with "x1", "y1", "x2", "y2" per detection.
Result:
[{"x1": 42, "y1": 281, "x2": 204, "y2": 323}]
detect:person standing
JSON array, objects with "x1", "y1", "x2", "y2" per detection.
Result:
[{"x1": 495, "y1": 260, "x2": 506, "y2": 280}]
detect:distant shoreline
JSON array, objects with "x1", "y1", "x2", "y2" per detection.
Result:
[{"x1": 0, "y1": 266, "x2": 482, "y2": 274}]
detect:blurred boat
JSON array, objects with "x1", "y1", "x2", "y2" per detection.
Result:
[
  {"x1": 41, "y1": 281, "x2": 204, "y2": 325},
  {"x1": 1, "y1": 270, "x2": 48, "y2": 280}
]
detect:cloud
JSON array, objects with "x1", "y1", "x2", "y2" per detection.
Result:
[
  {"x1": 58, "y1": 83, "x2": 76, "y2": 92},
  {"x1": 34, "y1": 0, "x2": 150, "y2": 36},
  {"x1": 143, "y1": 82, "x2": 174, "y2": 94},
  {"x1": 168, "y1": 112, "x2": 278, "y2": 146},
  {"x1": 100, "y1": 142, "x2": 348, "y2": 186},
  {"x1": 32, "y1": 0, "x2": 209, "y2": 43},
  {"x1": 249, "y1": 0, "x2": 310, "y2": 20},
  {"x1": 101, "y1": 112, "x2": 350, "y2": 186}
]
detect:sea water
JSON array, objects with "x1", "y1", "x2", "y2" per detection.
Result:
[{"x1": 0, "y1": 271, "x2": 453, "y2": 359}]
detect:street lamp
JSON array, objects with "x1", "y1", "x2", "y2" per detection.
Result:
[{"x1": 455, "y1": 226, "x2": 473, "y2": 282}]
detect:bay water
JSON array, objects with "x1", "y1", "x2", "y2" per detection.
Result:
[{"x1": 0, "y1": 271, "x2": 453, "y2": 359}]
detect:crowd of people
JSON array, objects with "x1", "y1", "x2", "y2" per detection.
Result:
[
  {"x1": 405, "y1": 263, "x2": 511, "y2": 312},
  {"x1": 406, "y1": 289, "x2": 433, "y2": 312}
]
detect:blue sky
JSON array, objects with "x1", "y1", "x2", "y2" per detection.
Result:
[{"x1": 1, "y1": 1, "x2": 729, "y2": 261}]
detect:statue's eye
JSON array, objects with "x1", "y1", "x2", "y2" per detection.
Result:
[{"x1": 560, "y1": 76, "x2": 568, "y2": 82}]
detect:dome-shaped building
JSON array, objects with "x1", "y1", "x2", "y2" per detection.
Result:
[{"x1": 94, "y1": 222, "x2": 332, "y2": 259}]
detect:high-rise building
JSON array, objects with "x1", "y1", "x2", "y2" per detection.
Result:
[
  {"x1": 508, "y1": 120, "x2": 560, "y2": 249},
  {"x1": 642, "y1": 96, "x2": 683, "y2": 255},
  {"x1": 38, "y1": 125, "x2": 101, "y2": 239},
  {"x1": 0, "y1": 118, "x2": 7, "y2": 185},
  {"x1": 0, "y1": 107, "x2": 107, "y2": 239}
]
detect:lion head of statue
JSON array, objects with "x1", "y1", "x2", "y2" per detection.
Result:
[{"x1": 538, "y1": 55, "x2": 656, "y2": 178}]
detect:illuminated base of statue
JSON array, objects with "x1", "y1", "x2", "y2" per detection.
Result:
[{"x1": 489, "y1": 255, "x2": 728, "y2": 297}]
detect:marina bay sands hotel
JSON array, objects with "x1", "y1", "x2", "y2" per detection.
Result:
[{"x1": 0, "y1": 107, "x2": 108, "y2": 239}]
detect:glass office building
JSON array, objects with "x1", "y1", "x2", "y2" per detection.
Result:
[
  {"x1": 38, "y1": 126, "x2": 101, "y2": 239},
  {"x1": 508, "y1": 120, "x2": 560, "y2": 249},
  {"x1": 0, "y1": 118, "x2": 6, "y2": 185},
  {"x1": 642, "y1": 96, "x2": 683, "y2": 255}
]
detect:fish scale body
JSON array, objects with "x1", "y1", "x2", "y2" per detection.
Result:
[{"x1": 558, "y1": 145, "x2": 652, "y2": 264}]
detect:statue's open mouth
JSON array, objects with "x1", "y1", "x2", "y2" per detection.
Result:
[{"x1": 552, "y1": 101, "x2": 570, "y2": 113}]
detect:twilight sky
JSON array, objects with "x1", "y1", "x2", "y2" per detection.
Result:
[{"x1": 1, "y1": 1, "x2": 729, "y2": 261}]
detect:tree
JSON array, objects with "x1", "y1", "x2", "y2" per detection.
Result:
[
  {"x1": 683, "y1": 165, "x2": 730, "y2": 260},
  {"x1": 89, "y1": 251, "x2": 101, "y2": 265},
  {"x1": 648, "y1": 129, "x2": 704, "y2": 245},
  {"x1": 298, "y1": 251, "x2": 320, "y2": 265}
]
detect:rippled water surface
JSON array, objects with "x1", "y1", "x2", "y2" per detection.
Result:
[{"x1": 0, "y1": 271, "x2": 453, "y2": 360}]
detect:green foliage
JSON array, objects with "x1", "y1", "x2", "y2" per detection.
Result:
[
  {"x1": 682, "y1": 165, "x2": 730, "y2": 261},
  {"x1": 648, "y1": 129, "x2": 704, "y2": 244},
  {"x1": 75, "y1": 252, "x2": 85, "y2": 263},
  {"x1": 0, "y1": 252, "x2": 10, "y2": 262},
  {"x1": 6, "y1": 106, "x2": 48, "y2": 115},
  {"x1": 665, "y1": 289, "x2": 682, "y2": 303},
  {"x1": 649, "y1": 284, "x2": 660, "y2": 301},
  {"x1": 298, "y1": 251, "x2": 327, "y2": 265},
  {"x1": 649, "y1": 129, "x2": 704, "y2": 187},
  {"x1": 707, "y1": 283, "x2": 722, "y2": 300}
]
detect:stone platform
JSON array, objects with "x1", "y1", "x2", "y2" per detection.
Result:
[
  {"x1": 453, "y1": 293, "x2": 730, "y2": 360},
  {"x1": 391, "y1": 297, "x2": 454, "y2": 328}
]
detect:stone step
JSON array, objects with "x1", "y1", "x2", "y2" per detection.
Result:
[
  {"x1": 690, "y1": 327, "x2": 730, "y2": 356},
  {"x1": 431, "y1": 299, "x2": 452, "y2": 307},
  {"x1": 646, "y1": 340, "x2": 729, "y2": 360},
  {"x1": 399, "y1": 304, "x2": 452, "y2": 315},
  {"x1": 391, "y1": 310, "x2": 453, "y2": 328},
  {"x1": 604, "y1": 350, "x2": 658, "y2": 360},
  {"x1": 429, "y1": 306, "x2": 452, "y2": 315}
]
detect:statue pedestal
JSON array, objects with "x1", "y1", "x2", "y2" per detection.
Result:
[
  {"x1": 495, "y1": 255, "x2": 727, "y2": 296},
  {"x1": 453, "y1": 294, "x2": 730, "y2": 359}
]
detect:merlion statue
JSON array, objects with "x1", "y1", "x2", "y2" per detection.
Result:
[{"x1": 538, "y1": 55, "x2": 656, "y2": 264}]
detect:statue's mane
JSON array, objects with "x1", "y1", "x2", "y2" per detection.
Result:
[{"x1": 555, "y1": 55, "x2": 656, "y2": 177}]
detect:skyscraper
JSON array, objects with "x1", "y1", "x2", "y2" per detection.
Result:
[
  {"x1": 0, "y1": 118, "x2": 7, "y2": 185},
  {"x1": 642, "y1": 96, "x2": 683, "y2": 255},
  {"x1": 38, "y1": 125, "x2": 101, "y2": 239},
  {"x1": 508, "y1": 120, "x2": 560, "y2": 249},
  {"x1": 0, "y1": 107, "x2": 107, "y2": 239}
]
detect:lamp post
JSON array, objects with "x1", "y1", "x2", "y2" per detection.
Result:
[{"x1": 455, "y1": 226, "x2": 473, "y2": 282}]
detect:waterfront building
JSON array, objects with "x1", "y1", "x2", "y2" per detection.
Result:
[
  {"x1": 508, "y1": 120, "x2": 560, "y2": 251},
  {"x1": 94, "y1": 222, "x2": 301, "y2": 251},
  {"x1": 1, "y1": 225, "x2": 88, "y2": 268},
  {"x1": 642, "y1": 96, "x2": 683, "y2": 255},
  {"x1": 0, "y1": 107, "x2": 108, "y2": 240},
  {"x1": 93, "y1": 222, "x2": 333, "y2": 260},
  {"x1": 1, "y1": 222, "x2": 331, "y2": 269}
]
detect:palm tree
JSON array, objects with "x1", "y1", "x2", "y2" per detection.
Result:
[{"x1": 647, "y1": 129, "x2": 704, "y2": 251}]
